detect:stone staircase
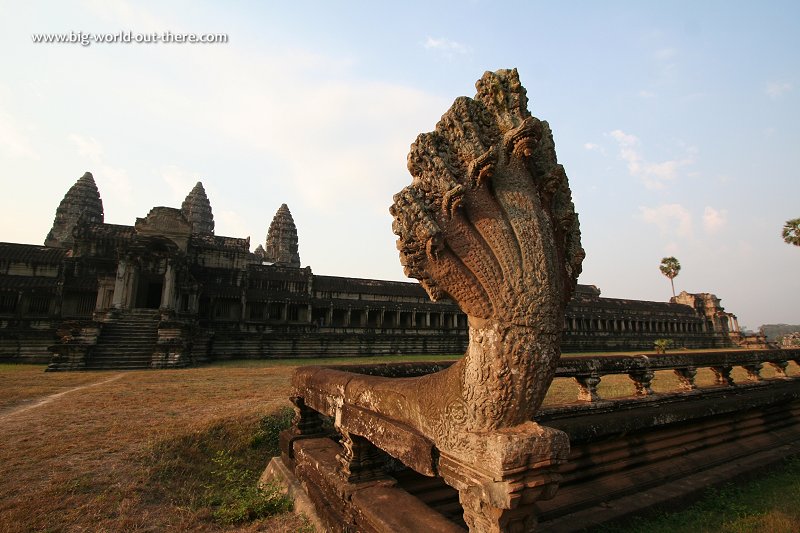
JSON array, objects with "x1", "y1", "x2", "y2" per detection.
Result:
[{"x1": 85, "y1": 310, "x2": 159, "y2": 369}]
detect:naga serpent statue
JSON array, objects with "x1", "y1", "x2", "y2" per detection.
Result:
[
  {"x1": 289, "y1": 68, "x2": 584, "y2": 532},
  {"x1": 332, "y1": 68, "x2": 585, "y2": 454}
]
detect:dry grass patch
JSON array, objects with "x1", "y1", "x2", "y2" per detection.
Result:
[
  {"x1": 0, "y1": 365, "x2": 308, "y2": 532},
  {"x1": 0, "y1": 364, "x2": 109, "y2": 411}
]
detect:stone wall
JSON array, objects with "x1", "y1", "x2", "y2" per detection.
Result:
[{"x1": 1, "y1": 239, "x2": 739, "y2": 363}]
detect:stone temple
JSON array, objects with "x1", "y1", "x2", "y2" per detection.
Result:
[{"x1": 0, "y1": 172, "x2": 744, "y2": 369}]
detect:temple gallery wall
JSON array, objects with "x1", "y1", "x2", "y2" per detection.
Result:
[{"x1": 0, "y1": 172, "x2": 744, "y2": 369}]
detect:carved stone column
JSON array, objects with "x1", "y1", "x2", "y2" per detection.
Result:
[
  {"x1": 336, "y1": 431, "x2": 391, "y2": 484},
  {"x1": 161, "y1": 262, "x2": 175, "y2": 310},
  {"x1": 438, "y1": 423, "x2": 570, "y2": 533},
  {"x1": 711, "y1": 366, "x2": 734, "y2": 386},
  {"x1": 675, "y1": 366, "x2": 697, "y2": 390},
  {"x1": 576, "y1": 373, "x2": 601, "y2": 402},
  {"x1": 630, "y1": 369, "x2": 654, "y2": 396},
  {"x1": 111, "y1": 258, "x2": 131, "y2": 309}
]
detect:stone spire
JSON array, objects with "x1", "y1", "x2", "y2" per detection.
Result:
[
  {"x1": 181, "y1": 181, "x2": 214, "y2": 234},
  {"x1": 45, "y1": 172, "x2": 104, "y2": 248},
  {"x1": 253, "y1": 244, "x2": 266, "y2": 260},
  {"x1": 264, "y1": 204, "x2": 300, "y2": 267}
]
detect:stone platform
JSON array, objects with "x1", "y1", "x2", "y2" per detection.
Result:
[{"x1": 264, "y1": 349, "x2": 800, "y2": 531}]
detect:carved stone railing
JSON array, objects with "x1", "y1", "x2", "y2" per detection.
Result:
[
  {"x1": 276, "y1": 349, "x2": 800, "y2": 531},
  {"x1": 554, "y1": 348, "x2": 800, "y2": 406}
]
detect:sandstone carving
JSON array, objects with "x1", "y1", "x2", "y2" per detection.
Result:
[
  {"x1": 379, "y1": 67, "x2": 584, "y2": 446},
  {"x1": 288, "y1": 69, "x2": 585, "y2": 531}
]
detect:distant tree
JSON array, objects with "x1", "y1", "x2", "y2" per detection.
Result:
[
  {"x1": 654, "y1": 338, "x2": 674, "y2": 354},
  {"x1": 659, "y1": 256, "x2": 681, "y2": 297},
  {"x1": 783, "y1": 218, "x2": 800, "y2": 246}
]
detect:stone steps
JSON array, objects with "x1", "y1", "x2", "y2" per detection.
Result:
[{"x1": 84, "y1": 311, "x2": 159, "y2": 370}]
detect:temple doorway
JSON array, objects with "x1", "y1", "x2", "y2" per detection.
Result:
[{"x1": 135, "y1": 275, "x2": 164, "y2": 309}]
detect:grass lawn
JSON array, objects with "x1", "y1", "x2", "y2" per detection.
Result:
[{"x1": 0, "y1": 355, "x2": 797, "y2": 532}]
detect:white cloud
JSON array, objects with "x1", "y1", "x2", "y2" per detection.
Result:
[
  {"x1": 765, "y1": 81, "x2": 792, "y2": 99},
  {"x1": 702, "y1": 206, "x2": 727, "y2": 234},
  {"x1": 424, "y1": 36, "x2": 470, "y2": 57},
  {"x1": 639, "y1": 204, "x2": 693, "y2": 238},
  {"x1": 638, "y1": 90, "x2": 656, "y2": 98},
  {"x1": 583, "y1": 142, "x2": 604, "y2": 154},
  {"x1": 609, "y1": 129, "x2": 693, "y2": 190}
]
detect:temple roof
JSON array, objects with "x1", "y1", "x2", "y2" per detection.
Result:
[
  {"x1": 45, "y1": 172, "x2": 104, "y2": 248},
  {"x1": 314, "y1": 275, "x2": 429, "y2": 298},
  {"x1": 189, "y1": 233, "x2": 250, "y2": 252},
  {"x1": 567, "y1": 296, "x2": 699, "y2": 317},
  {"x1": 264, "y1": 204, "x2": 300, "y2": 267},
  {"x1": 0, "y1": 274, "x2": 60, "y2": 290},
  {"x1": 181, "y1": 181, "x2": 215, "y2": 234},
  {"x1": 0, "y1": 243, "x2": 67, "y2": 264}
]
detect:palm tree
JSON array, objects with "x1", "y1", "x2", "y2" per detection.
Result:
[
  {"x1": 659, "y1": 256, "x2": 681, "y2": 297},
  {"x1": 783, "y1": 218, "x2": 800, "y2": 246}
]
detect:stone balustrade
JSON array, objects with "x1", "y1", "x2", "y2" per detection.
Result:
[
  {"x1": 275, "y1": 349, "x2": 800, "y2": 531},
  {"x1": 554, "y1": 349, "x2": 800, "y2": 405}
]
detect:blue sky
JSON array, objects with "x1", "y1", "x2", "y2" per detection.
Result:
[{"x1": 0, "y1": 1, "x2": 798, "y2": 329}]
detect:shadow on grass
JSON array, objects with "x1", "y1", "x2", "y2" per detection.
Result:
[{"x1": 143, "y1": 407, "x2": 296, "y2": 526}]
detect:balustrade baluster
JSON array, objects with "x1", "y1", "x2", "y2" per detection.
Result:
[
  {"x1": 743, "y1": 362, "x2": 763, "y2": 382},
  {"x1": 711, "y1": 366, "x2": 734, "y2": 386},
  {"x1": 674, "y1": 366, "x2": 697, "y2": 390},
  {"x1": 576, "y1": 374, "x2": 601, "y2": 402},
  {"x1": 769, "y1": 360, "x2": 789, "y2": 378},
  {"x1": 630, "y1": 370, "x2": 654, "y2": 396},
  {"x1": 336, "y1": 430, "x2": 390, "y2": 483}
]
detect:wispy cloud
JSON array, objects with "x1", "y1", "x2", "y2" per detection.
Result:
[
  {"x1": 68, "y1": 133, "x2": 133, "y2": 204},
  {"x1": 424, "y1": 36, "x2": 470, "y2": 57},
  {"x1": 583, "y1": 143, "x2": 601, "y2": 151},
  {"x1": 702, "y1": 206, "x2": 727, "y2": 234},
  {"x1": 765, "y1": 81, "x2": 792, "y2": 99},
  {"x1": 639, "y1": 203, "x2": 693, "y2": 238},
  {"x1": 609, "y1": 129, "x2": 694, "y2": 190}
]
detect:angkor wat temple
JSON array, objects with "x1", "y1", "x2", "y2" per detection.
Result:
[{"x1": 0, "y1": 173, "x2": 742, "y2": 370}]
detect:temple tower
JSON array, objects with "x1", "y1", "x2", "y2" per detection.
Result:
[
  {"x1": 45, "y1": 172, "x2": 104, "y2": 248},
  {"x1": 264, "y1": 204, "x2": 300, "y2": 267},
  {"x1": 181, "y1": 182, "x2": 214, "y2": 234}
]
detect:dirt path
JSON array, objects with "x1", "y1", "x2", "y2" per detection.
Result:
[{"x1": 0, "y1": 373, "x2": 126, "y2": 422}]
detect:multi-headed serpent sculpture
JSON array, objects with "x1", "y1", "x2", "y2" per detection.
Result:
[
  {"x1": 289, "y1": 69, "x2": 585, "y2": 531},
  {"x1": 336, "y1": 68, "x2": 585, "y2": 454}
]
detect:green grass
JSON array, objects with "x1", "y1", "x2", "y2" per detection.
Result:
[
  {"x1": 145, "y1": 408, "x2": 296, "y2": 526},
  {"x1": 596, "y1": 456, "x2": 800, "y2": 533}
]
